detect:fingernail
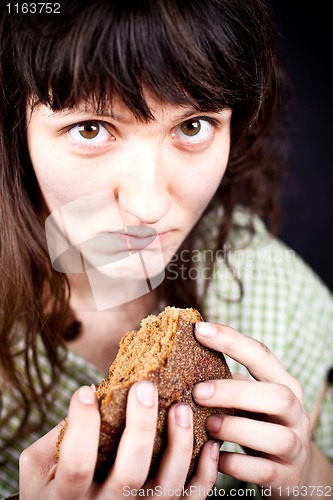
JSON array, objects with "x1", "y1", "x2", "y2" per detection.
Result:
[
  {"x1": 136, "y1": 381, "x2": 155, "y2": 407},
  {"x1": 174, "y1": 404, "x2": 192, "y2": 428},
  {"x1": 206, "y1": 415, "x2": 222, "y2": 433},
  {"x1": 210, "y1": 441, "x2": 220, "y2": 461},
  {"x1": 77, "y1": 385, "x2": 96, "y2": 405},
  {"x1": 195, "y1": 322, "x2": 216, "y2": 337},
  {"x1": 193, "y1": 382, "x2": 215, "y2": 400}
]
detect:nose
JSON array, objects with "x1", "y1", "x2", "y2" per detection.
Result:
[{"x1": 117, "y1": 144, "x2": 171, "y2": 224}]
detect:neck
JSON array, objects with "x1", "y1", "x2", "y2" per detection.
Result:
[{"x1": 66, "y1": 286, "x2": 160, "y2": 373}]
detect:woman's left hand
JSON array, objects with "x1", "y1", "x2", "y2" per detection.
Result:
[{"x1": 193, "y1": 321, "x2": 332, "y2": 499}]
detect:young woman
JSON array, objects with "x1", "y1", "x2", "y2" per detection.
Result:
[{"x1": 1, "y1": 0, "x2": 332, "y2": 498}]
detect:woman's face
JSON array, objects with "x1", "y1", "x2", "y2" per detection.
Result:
[{"x1": 26, "y1": 95, "x2": 231, "y2": 307}]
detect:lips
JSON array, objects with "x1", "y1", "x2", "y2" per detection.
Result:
[
  {"x1": 125, "y1": 226, "x2": 158, "y2": 239},
  {"x1": 105, "y1": 227, "x2": 164, "y2": 252}
]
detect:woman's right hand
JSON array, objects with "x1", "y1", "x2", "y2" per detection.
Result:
[{"x1": 19, "y1": 382, "x2": 219, "y2": 499}]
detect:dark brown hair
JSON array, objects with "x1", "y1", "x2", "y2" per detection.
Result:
[{"x1": 0, "y1": 0, "x2": 287, "y2": 445}]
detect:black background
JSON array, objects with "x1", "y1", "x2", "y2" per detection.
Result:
[{"x1": 269, "y1": 2, "x2": 332, "y2": 291}]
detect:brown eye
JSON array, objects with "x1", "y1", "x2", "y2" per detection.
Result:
[
  {"x1": 77, "y1": 122, "x2": 100, "y2": 139},
  {"x1": 180, "y1": 119, "x2": 201, "y2": 137}
]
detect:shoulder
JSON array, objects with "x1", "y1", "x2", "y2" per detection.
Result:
[{"x1": 201, "y1": 206, "x2": 333, "y2": 317}]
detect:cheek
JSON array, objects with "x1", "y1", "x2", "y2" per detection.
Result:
[
  {"x1": 33, "y1": 165, "x2": 74, "y2": 213},
  {"x1": 173, "y1": 153, "x2": 228, "y2": 212},
  {"x1": 28, "y1": 141, "x2": 91, "y2": 212},
  {"x1": 28, "y1": 133, "x2": 65, "y2": 207}
]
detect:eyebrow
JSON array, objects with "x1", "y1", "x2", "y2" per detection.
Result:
[
  {"x1": 51, "y1": 105, "x2": 225, "y2": 124},
  {"x1": 101, "y1": 108, "x2": 206, "y2": 125},
  {"x1": 51, "y1": 108, "x2": 127, "y2": 122}
]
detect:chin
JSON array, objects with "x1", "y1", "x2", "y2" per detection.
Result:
[{"x1": 82, "y1": 251, "x2": 166, "y2": 310}]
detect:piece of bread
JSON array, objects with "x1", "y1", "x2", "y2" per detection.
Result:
[{"x1": 93, "y1": 306, "x2": 233, "y2": 481}]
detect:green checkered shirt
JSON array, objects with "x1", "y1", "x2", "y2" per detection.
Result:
[{"x1": 1, "y1": 209, "x2": 333, "y2": 498}]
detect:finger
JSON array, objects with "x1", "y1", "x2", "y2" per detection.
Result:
[
  {"x1": 53, "y1": 385, "x2": 100, "y2": 499},
  {"x1": 19, "y1": 422, "x2": 63, "y2": 499},
  {"x1": 218, "y1": 451, "x2": 284, "y2": 489},
  {"x1": 232, "y1": 373, "x2": 251, "y2": 380},
  {"x1": 105, "y1": 381, "x2": 158, "y2": 493},
  {"x1": 153, "y1": 403, "x2": 193, "y2": 490},
  {"x1": 185, "y1": 440, "x2": 220, "y2": 499},
  {"x1": 195, "y1": 322, "x2": 303, "y2": 402},
  {"x1": 193, "y1": 379, "x2": 303, "y2": 427},
  {"x1": 206, "y1": 414, "x2": 302, "y2": 461}
]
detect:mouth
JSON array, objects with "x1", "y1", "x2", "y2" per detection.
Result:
[{"x1": 106, "y1": 227, "x2": 170, "y2": 251}]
